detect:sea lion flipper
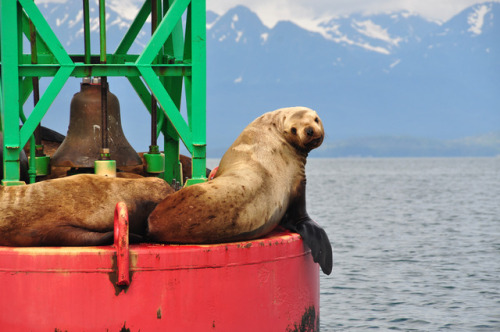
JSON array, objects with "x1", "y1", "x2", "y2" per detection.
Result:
[
  {"x1": 43, "y1": 226, "x2": 114, "y2": 246},
  {"x1": 281, "y1": 177, "x2": 332, "y2": 275},
  {"x1": 129, "y1": 233, "x2": 144, "y2": 244},
  {"x1": 286, "y1": 218, "x2": 333, "y2": 275}
]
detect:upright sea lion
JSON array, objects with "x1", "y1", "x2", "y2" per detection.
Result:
[
  {"x1": 0, "y1": 174, "x2": 173, "y2": 246},
  {"x1": 148, "y1": 107, "x2": 333, "y2": 274}
]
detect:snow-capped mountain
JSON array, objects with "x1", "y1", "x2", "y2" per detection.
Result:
[{"x1": 27, "y1": 2, "x2": 500, "y2": 156}]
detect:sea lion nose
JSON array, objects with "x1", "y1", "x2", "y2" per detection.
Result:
[{"x1": 305, "y1": 127, "x2": 314, "y2": 137}]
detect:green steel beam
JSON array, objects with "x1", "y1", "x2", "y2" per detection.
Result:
[
  {"x1": 137, "y1": 0, "x2": 190, "y2": 65},
  {"x1": 138, "y1": 66, "x2": 193, "y2": 152},
  {"x1": 99, "y1": 0, "x2": 106, "y2": 63},
  {"x1": 115, "y1": 0, "x2": 151, "y2": 55},
  {"x1": 185, "y1": 0, "x2": 206, "y2": 185},
  {"x1": 1, "y1": 0, "x2": 22, "y2": 184},
  {"x1": 21, "y1": 10, "x2": 50, "y2": 56},
  {"x1": 83, "y1": 0, "x2": 91, "y2": 64},
  {"x1": 2, "y1": 0, "x2": 207, "y2": 186},
  {"x1": 20, "y1": 66, "x2": 73, "y2": 148},
  {"x1": 164, "y1": 0, "x2": 185, "y2": 59},
  {"x1": 20, "y1": 77, "x2": 34, "y2": 106},
  {"x1": 18, "y1": 0, "x2": 73, "y2": 66},
  {"x1": 162, "y1": 0, "x2": 184, "y2": 184},
  {"x1": 0, "y1": 77, "x2": 3, "y2": 131},
  {"x1": 18, "y1": 63, "x2": 191, "y2": 77}
]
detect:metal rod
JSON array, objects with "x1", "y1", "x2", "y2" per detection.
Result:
[
  {"x1": 101, "y1": 76, "x2": 109, "y2": 151},
  {"x1": 151, "y1": 0, "x2": 158, "y2": 147},
  {"x1": 99, "y1": 0, "x2": 106, "y2": 64},
  {"x1": 28, "y1": 14, "x2": 38, "y2": 183},
  {"x1": 29, "y1": 15, "x2": 42, "y2": 153},
  {"x1": 83, "y1": 0, "x2": 91, "y2": 65},
  {"x1": 99, "y1": 0, "x2": 109, "y2": 155}
]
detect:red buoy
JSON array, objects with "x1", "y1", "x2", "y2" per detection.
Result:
[{"x1": 0, "y1": 231, "x2": 319, "y2": 331}]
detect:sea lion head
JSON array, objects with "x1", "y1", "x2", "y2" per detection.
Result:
[{"x1": 282, "y1": 107, "x2": 324, "y2": 153}]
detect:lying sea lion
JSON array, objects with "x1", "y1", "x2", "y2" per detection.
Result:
[
  {"x1": 148, "y1": 107, "x2": 333, "y2": 274},
  {"x1": 0, "y1": 174, "x2": 173, "y2": 246}
]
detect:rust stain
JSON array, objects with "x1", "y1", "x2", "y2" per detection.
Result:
[
  {"x1": 119, "y1": 322, "x2": 131, "y2": 332},
  {"x1": 157, "y1": 307, "x2": 162, "y2": 319},
  {"x1": 286, "y1": 306, "x2": 318, "y2": 332}
]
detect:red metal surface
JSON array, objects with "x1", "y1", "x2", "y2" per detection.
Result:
[
  {"x1": 208, "y1": 166, "x2": 218, "y2": 180},
  {"x1": 114, "y1": 201, "x2": 130, "y2": 286},
  {"x1": 0, "y1": 230, "x2": 319, "y2": 331}
]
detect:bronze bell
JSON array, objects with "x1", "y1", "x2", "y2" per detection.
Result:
[{"x1": 52, "y1": 78, "x2": 142, "y2": 168}]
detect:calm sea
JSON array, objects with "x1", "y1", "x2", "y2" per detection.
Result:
[
  {"x1": 211, "y1": 157, "x2": 499, "y2": 331},
  {"x1": 304, "y1": 157, "x2": 500, "y2": 331}
]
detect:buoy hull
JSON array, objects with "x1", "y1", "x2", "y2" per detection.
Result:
[{"x1": 0, "y1": 231, "x2": 319, "y2": 331}]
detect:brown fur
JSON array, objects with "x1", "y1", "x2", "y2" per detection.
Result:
[
  {"x1": 0, "y1": 174, "x2": 173, "y2": 246},
  {"x1": 148, "y1": 107, "x2": 324, "y2": 243}
]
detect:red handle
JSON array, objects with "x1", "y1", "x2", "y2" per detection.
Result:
[{"x1": 114, "y1": 201, "x2": 130, "y2": 286}]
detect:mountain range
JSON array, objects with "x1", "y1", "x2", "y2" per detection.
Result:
[{"x1": 26, "y1": 2, "x2": 500, "y2": 157}]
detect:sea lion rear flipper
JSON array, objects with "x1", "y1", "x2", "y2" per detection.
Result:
[
  {"x1": 285, "y1": 218, "x2": 333, "y2": 275},
  {"x1": 129, "y1": 233, "x2": 145, "y2": 244},
  {"x1": 43, "y1": 226, "x2": 114, "y2": 246}
]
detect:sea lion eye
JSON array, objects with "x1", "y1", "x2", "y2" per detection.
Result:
[
  {"x1": 291, "y1": 127, "x2": 297, "y2": 135},
  {"x1": 314, "y1": 117, "x2": 319, "y2": 123}
]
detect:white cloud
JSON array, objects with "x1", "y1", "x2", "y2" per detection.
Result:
[
  {"x1": 36, "y1": 0, "x2": 66, "y2": 3},
  {"x1": 56, "y1": 13, "x2": 69, "y2": 27},
  {"x1": 106, "y1": 0, "x2": 140, "y2": 22},
  {"x1": 389, "y1": 59, "x2": 401, "y2": 68},
  {"x1": 68, "y1": 9, "x2": 83, "y2": 29}
]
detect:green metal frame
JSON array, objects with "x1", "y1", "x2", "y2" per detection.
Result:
[{"x1": 0, "y1": 0, "x2": 206, "y2": 186}]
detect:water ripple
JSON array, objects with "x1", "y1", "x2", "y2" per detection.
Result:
[{"x1": 307, "y1": 158, "x2": 500, "y2": 331}]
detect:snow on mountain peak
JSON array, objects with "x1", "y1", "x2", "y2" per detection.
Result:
[
  {"x1": 467, "y1": 4, "x2": 492, "y2": 35},
  {"x1": 352, "y1": 19, "x2": 403, "y2": 47}
]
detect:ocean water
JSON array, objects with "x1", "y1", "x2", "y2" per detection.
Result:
[{"x1": 303, "y1": 158, "x2": 500, "y2": 331}]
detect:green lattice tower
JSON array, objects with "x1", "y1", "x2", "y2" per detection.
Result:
[{"x1": 0, "y1": 0, "x2": 206, "y2": 186}]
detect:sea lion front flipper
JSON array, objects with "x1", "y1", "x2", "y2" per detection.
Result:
[
  {"x1": 284, "y1": 216, "x2": 333, "y2": 275},
  {"x1": 43, "y1": 226, "x2": 114, "y2": 246},
  {"x1": 281, "y1": 180, "x2": 333, "y2": 275}
]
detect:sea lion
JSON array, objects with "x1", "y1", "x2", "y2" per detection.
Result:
[
  {"x1": 0, "y1": 174, "x2": 173, "y2": 246},
  {"x1": 148, "y1": 107, "x2": 333, "y2": 275},
  {"x1": 23, "y1": 126, "x2": 66, "y2": 157}
]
